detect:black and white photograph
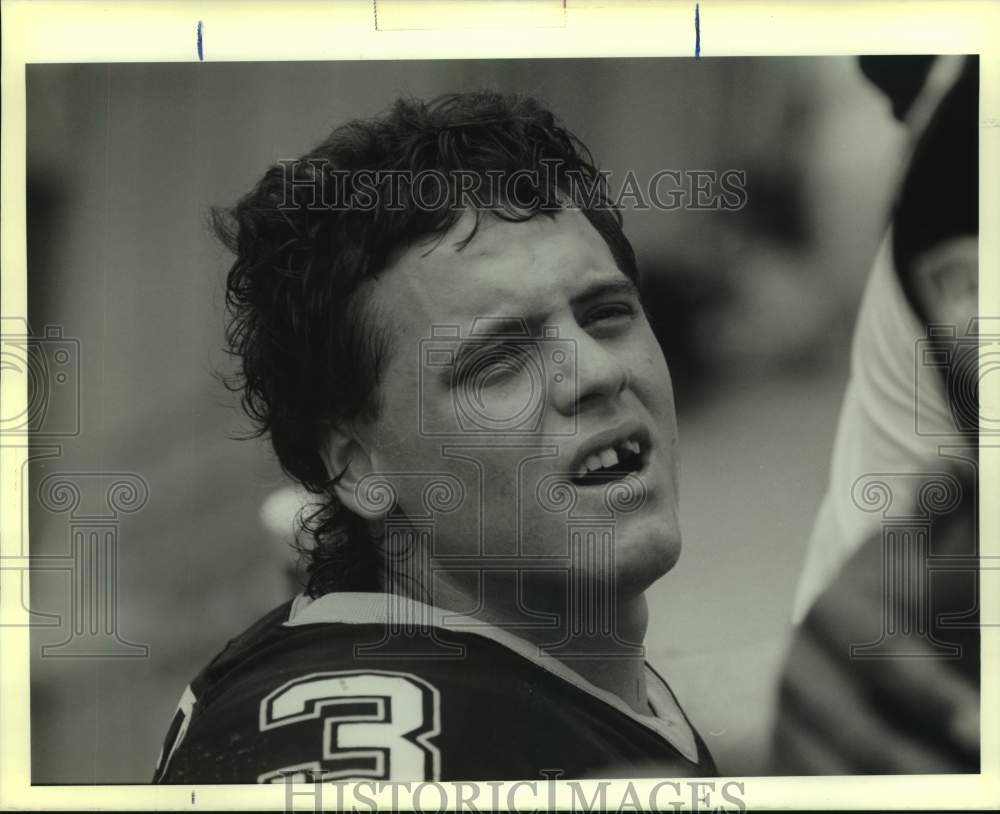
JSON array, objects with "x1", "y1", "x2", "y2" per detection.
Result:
[{"x1": 2, "y1": 1, "x2": 997, "y2": 810}]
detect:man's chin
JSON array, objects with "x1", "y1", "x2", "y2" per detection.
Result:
[{"x1": 614, "y1": 531, "x2": 682, "y2": 595}]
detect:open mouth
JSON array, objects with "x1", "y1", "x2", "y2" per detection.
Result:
[{"x1": 570, "y1": 434, "x2": 649, "y2": 487}]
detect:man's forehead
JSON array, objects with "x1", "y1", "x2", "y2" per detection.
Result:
[
  {"x1": 382, "y1": 209, "x2": 624, "y2": 313},
  {"x1": 451, "y1": 206, "x2": 607, "y2": 253}
]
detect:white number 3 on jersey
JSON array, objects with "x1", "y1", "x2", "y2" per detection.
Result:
[{"x1": 257, "y1": 670, "x2": 441, "y2": 783}]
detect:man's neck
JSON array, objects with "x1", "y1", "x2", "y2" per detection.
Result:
[{"x1": 413, "y1": 570, "x2": 653, "y2": 716}]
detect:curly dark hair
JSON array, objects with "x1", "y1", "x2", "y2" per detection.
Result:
[{"x1": 214, "y1": 90, "x2": 638, "y2": 597}]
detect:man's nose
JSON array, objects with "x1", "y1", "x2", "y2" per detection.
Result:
[{"x1": 549, "y1": 331, "x2": 628, "y2": 416}]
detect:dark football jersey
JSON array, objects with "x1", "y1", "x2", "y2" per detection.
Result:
[{"x1": 153, "y1": 592, "x2": 715, "y2": 782}]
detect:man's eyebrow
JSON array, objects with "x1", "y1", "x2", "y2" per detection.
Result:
[{"x1": 569, "y1": 277, "x2": 640, "y2": 307}]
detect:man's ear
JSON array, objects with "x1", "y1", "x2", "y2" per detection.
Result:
[{"x1": 320, "y1": 425, "x2": 383, "y2": 520}]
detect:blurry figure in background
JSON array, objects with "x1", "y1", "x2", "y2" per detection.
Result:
[
  {"x1": 640, "y1": 58, "x2": 905, "y2": 403},
  {"x1": 259, "y1": 485, "x2": 315, "y2": 596},
  {"x1": 773, "y1": 466, "x2": 978, "y2": 773},
  {"x1": 792, "y1": 56, "x2": 977, "y2": 618},
  {"x1": 772, "y1": 56, "x2": 980, "y2": 773}
]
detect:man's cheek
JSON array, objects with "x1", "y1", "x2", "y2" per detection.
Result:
[{"x1": 632, "y1": 354, "x2": 672, "y2": 397}]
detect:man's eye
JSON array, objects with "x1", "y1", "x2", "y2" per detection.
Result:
[
  {"x1": 454, "y1": 344, "x2": 534, "y2": 388},
  {"x1": 585, "y1": 302, "x2": 637, "y2": 329}
]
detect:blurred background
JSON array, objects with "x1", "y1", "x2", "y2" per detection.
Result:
[{"x1": 26, "y1": 58, "x2": 907, "y2": 781}]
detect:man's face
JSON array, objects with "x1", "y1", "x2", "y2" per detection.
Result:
[{"x1": 352, "y1": 209, "x2": 681, "y2": 599}]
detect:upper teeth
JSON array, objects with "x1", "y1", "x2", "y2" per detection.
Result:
[{"x1": 580, "y1": 438, "x2": 642, "y2": 476}]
